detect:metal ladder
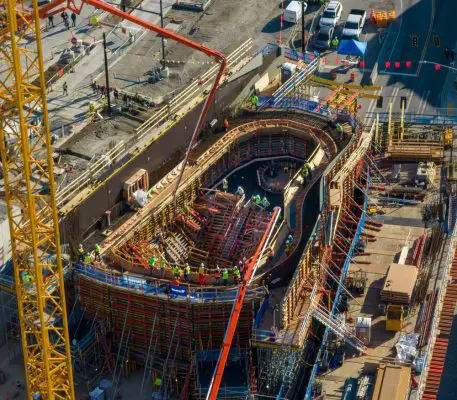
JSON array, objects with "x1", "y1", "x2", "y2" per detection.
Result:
[{"x1": 312, "y1": 305, "x2": 367, "y2": 353}]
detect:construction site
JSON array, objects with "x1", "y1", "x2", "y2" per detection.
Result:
[{"x1": 3, "y1": 0, "x2": 457, "y2": 399}]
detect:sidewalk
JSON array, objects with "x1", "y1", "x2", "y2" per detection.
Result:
[{"x1": 45, "y1": 0, "x2": 173, "y2": 138}]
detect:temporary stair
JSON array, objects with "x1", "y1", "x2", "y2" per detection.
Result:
[
  {"x1": 220, "y1": 207, "x2": 250, "y2": 259},
  {"x1": 312, "y1": 305, "x2": 367, "y2": 353}
]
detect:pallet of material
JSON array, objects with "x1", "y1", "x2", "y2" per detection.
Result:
[
  {"x1": 380, "y1": 263, "x2": 418, "y2": 304},
  {"x1": 372, "y1": 364, "x2": 411, "y2": 400}
]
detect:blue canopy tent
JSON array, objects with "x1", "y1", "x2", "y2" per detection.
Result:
[{"x1": 336, "y1": 39, "x2": 367, "y2": 57}]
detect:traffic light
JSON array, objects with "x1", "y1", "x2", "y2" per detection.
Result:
[{"x1": 376, "y1": 96, "x2": 383, "y2": 108}]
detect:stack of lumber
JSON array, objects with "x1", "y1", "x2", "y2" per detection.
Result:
[{"x1": 380, "y1": 263, "x2": 418, "y2": 304}]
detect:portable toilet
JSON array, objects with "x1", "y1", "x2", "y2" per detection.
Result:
[
  {"x1": 280, "y1": 63, "x2": 297, "y2": 83},
  {"x1": 355, "y1": 317, "x2": 371, "y2": 345}
]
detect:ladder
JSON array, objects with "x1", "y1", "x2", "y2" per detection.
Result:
[{"x1": 312, "y1": 305, "x2": 367, "y2": 353}]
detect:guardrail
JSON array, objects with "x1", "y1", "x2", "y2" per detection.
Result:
[
  {"x1": 74, "y1": 263, "x2": 265, "y2": 303},
  {"x1": 55, "y1": 39, "x2": 254, "y2": 213},
  {"x1": 415, "y1": 222, "x2": 457, "y2": 399}
]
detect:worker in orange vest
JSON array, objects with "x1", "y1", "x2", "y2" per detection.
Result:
[{"x1": 223, "y1": 118, "x2": 229, "y2": 131}]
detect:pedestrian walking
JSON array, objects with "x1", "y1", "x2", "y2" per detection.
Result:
[
  {"x1": 48, "y1": 15, "x2": 54, "y2": 27},
  {"x1": 61, "y1": 11, "x2": 68, "y2": 23},
  {"x1": 445, "y1": 48, "x2": 451, "y2": 61},
  {"x1": 62, "y1": 82, "x2": 68, "y2": 96},
  {"x1": 71, "y1": 12, "x2": 77, "y2": 27},
  {"x1": 91, "y1": 79, "x2": 98, "y2": 94}
]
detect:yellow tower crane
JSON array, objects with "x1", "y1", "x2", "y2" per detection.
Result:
[{"x1": 0, "y1": 1, "x2": 75, "y2": 399}]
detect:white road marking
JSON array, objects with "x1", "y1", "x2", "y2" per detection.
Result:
[
  {"x1": 418, "y1": 90, "x2": 431, "y2": 115},
  {"x1": 390, "y1": 87, "x2": 400, "y2": 108},
  {"x1": 405, "y1": 90, "x2": 415, "y2": 113}
]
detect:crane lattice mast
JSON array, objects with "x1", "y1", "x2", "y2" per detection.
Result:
[{"x1": 0, "y1": 1, "x2": 75, "y2": 398}]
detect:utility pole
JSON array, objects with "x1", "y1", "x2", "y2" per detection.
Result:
[
  {"x1": 301, "y1": 0, "x2": 305, "y2": 51},
  {"x1": 160, "y1": 0, "x2": 166, "y2": 67},
  {"x1": 103, "y1": 32, "x2": 112, "y2": 113}
]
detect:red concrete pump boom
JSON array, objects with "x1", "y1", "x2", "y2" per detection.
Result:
[
  {"x1": 41, "y1": 0, "x2": 227, "y2": 204},
  {"x1": 206, "y1": 206, "x2": 282, "y2": 400}
]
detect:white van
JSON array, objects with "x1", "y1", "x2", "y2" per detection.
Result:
[{"x1": 284, "y1": 1, "x2": 306, "y2": 24}]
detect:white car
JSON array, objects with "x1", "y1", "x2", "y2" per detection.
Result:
[
  {"x1": 342, "y1": 9, "x2": 367, "y2": 39},
  {"x1": 319, "y1": 1, "x2": 343, "y2": 28}
]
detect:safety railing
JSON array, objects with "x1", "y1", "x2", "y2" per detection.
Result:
[
  {"x1": 73, "y1": 263, "x2": 265, "y2": 303},
  {"x1": 304, "y1": 172, "x2": 369, "y2": 399},
  {"x1": 55, "y1": 39, "x2": 254, "y2": 213},
  {"x1": 415, "y1": 222, "x2": 457, "y2": 399}
]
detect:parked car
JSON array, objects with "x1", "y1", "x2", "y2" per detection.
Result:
[
  {"x1": 319, "y1": 1, "x2": 343, "y2": 28},
  {"x1": 314, "y1": 26, "x2": 334, "y2": 51},
  {"x1": 284, "y1": 1, "x2": 307, "y2": 24},
  {"x1": 342, "y1": 9, "x2": 367, "y2": 39}
]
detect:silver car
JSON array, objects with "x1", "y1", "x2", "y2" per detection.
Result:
[{"x1": 314, "y1": 26, "x2": 334, "y2": 51}]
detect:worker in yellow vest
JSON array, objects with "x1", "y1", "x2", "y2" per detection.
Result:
[
  {"x1": 172, "y1": 264, "x2": 180, "y2": 280},
  {"x1": 184, "y1": 263, "x2": 191, "y2": 281},
  {"x1": 94, "y1": 244, "x2": 101, "y2": 261},
  {"x1": 222, "y1": 268, "x2": 229, "y2": 286},
  {"x1": 233, "y1": 266, "x2": 241, "y2": 284},
  {"x1": 77, "y1": 243, "x2": 84, "y2": 262}
]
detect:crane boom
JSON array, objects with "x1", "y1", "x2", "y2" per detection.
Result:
[
  {"x1": 1, "y1": 0, "x2": 227, "y2": 398},
  {"x1": 0, "y1": 1, "x2": 75, "y2": 399}
]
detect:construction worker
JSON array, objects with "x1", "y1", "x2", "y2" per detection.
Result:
[
  {"x1": 70, "y1": 12, "x2": 77, "y2": 27},
  {"x1": 148, "y1": 256, "x2": 156, "y2": 270},
  {"x1": 21, "y1": 271, "x2": 31, "y2": 285},
  {"x1": 198, "y1": 263, "x2": 205, "y2": 286},
  {"x1": 214, "y1": 266, "x2": 221, "y2": 285},
  {"x1": 172, "y1": 263, "x2": 180, "y2": 280},
  {"x1": 222, "y1": 178, "x2": 228, "y2": 192},
  {"x1": 249, "y1": 94, "x2": 259, "y2": 110},
  {"x1": 184, "y1": 263, "x2": 191, "y2": 282},
  {"x1": 158, "y1": 257, "x2": 165, "y2": 276},
  {"x1": 77, "y1": 243, "x2": 84, "y2": 262},
  {"x1": 233, "y1": 265, "x2": 241, "y2": 284},
  {"x1": 94, "y1": 243, "x2": 101, "y2": 262},
  {"x1": 287, "y1": 233, "x2": 294, "y2": 243},
  {"x1": 223, "y1": 118, "x2": 229, "y2": 131},
  {"x1": 335, "y1": 123, "x2": 344, "y2": 140},
  {"x1": 83, "y1": 252, "x2": 92, "y2": 266},
  {"x1": 253, "y1": 194, "x2": 262, "y2": 205},
  {"x1": 262, "y1": 196, "x2": 270, "y2": 208},
  {"x1": 62, "y1": 82, "x2": 68, "y2": 96},
  {"x1": 331, "y1": 36, "x2": 339, "y2": 49},
  {"x1": 236, "y1": 186, "x2": 245, "y2": 196},
  {"x1": 90, "y1": 15, "x2": 100, "y2": 26},
  {"x1": 222, "y1": 268, "x2": 229, "y2": 286}
]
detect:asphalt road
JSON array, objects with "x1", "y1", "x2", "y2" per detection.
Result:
[{"x1": 363, "y1": 0, "x2": 457, "y2": 120}]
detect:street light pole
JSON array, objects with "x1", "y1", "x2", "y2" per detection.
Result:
[
  {"x1": 301, "y1": 0, "x2": 305, "y2": 50},
  {"x1": 160, "y1": 0, "x2": 166, "y2": 67},
  {"x1": 103, "y1": 32, "x2": 112, "y2": 114}
]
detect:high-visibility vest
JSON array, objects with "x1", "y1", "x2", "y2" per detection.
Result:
[
  {"x1": 78, "y1": 247, "x2": 84, "y2": 255},
  {"x1": 185, "y1": 264, "x2": 191, "y2": 275},
  {"x1": 95, "y1": 245, "x2": 101, "y2": 254},
  {"x1": 83, "y1": 254, "x2": 91, "y2": 265},
  {"x1": 173, "y1": 265, "x2": 179, "y2": 275},
  {"x1": 222, "y1": 269, "x2": 229, "y2": 279},
  {"x1": 233, "y1": 268, "x2": 241, "y2": 278},
  {"x1": 159, "y1": 259, "x2": 165, "y2": 269},
  {"x1": 198, "y1": 265, "x2": 205, "y2": 275},
  {"x1": 149, "y1": 257, "x2": 156, "y2": 267}
]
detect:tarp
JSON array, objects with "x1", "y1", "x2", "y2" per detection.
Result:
[{"x1": 337, "y1": 39, "x2": 367, "y2": 57}]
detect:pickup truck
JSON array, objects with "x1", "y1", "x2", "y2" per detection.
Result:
[{"x1": 342, "y1": 9, "x2": 366, "y2": 39}]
